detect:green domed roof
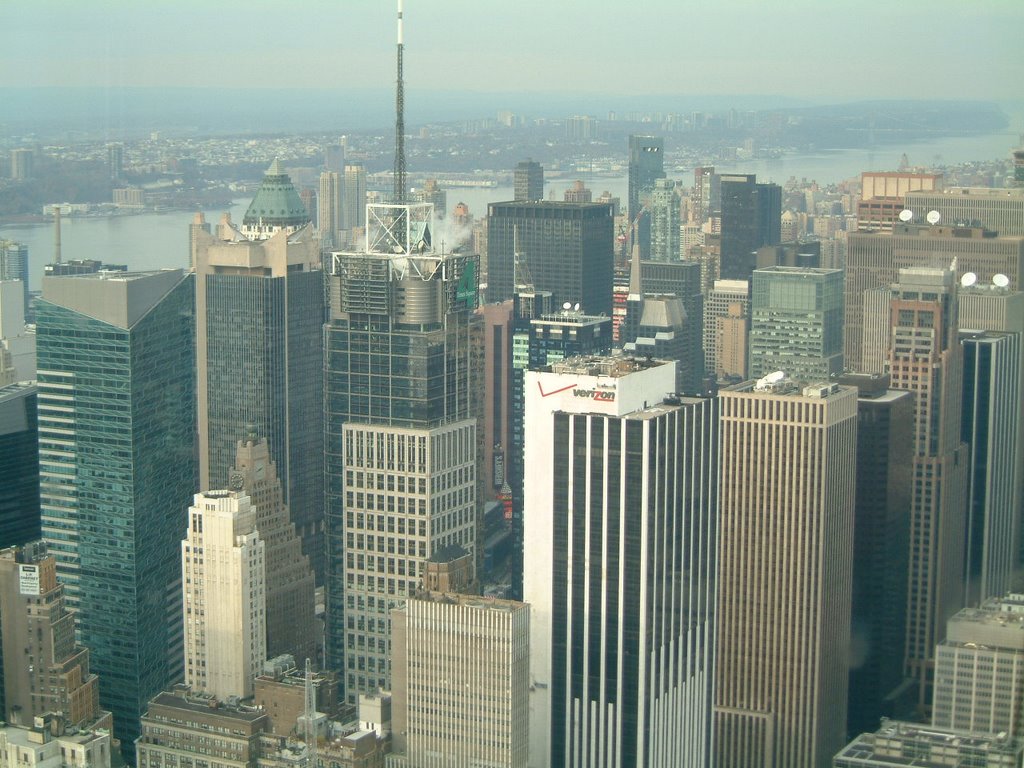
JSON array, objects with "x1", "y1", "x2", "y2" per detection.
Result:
[{"x1": 242, "y1": 159, "x2": 310, "y2": 229}]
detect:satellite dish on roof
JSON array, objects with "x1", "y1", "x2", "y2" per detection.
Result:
[
  {"x1": 898, "y1": 209, "x2": 913, "y2": 222},
  {"x1": 993, "y1": 273, "x2": 1010, "y2": 288},
  {"x1": 562, "y1": 302, "x2": 572, "y2": 310},
  {"x1": 573, "y1": 303, "x2": 580, "y2": 311},
  {"x1": 926, "y1": 210, "x2": 942, "y2": 225},
  {"x1": 960, "y1": 272, "x2": 977, "y2": 288}
]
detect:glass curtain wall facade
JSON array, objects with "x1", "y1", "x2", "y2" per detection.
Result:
[
  {"x1": 324, "y1": 202, "x2": 482, "y2": 703},
  {"x1": 200, "y1": 267, "x2": 324, "y2": 577},
  {"x1": 36, "y1": 271, "x2": 196, "y2": 758},
  {"x1": 748, "y1": 266, "x2": 844, "y2": 382},
  {"x1": 0, "y1": 382, "x2": 40, "y2": 548},
  {"x1": 485, "y1": 201, "x2": 614, "y2": 316}
]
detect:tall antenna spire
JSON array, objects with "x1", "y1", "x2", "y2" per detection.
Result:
[{"x1": 393, "y1": 0, "x2": 406, "y2": 203}]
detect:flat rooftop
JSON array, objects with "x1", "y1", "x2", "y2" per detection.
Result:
[
  {"x1": 836, "y1": 719, "x2": 1022, "y2": 766},
  {"x1": 147, "y1": 690, "x2": 267, "y2": 723},
  {"x1": 548, "y1": 354, "x2": 670, "y2": 378}
]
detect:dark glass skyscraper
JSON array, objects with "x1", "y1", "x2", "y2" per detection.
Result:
[
  {"x1": 324, "y1": 202, "x2": 481, "y2": 702},
  {"x1": 0, "y1": 381, "x2": 39, "y2": 548},
  {"x1": 719, "y1": 174, "x2": 782, "y2": 280},
  {"x1": 486, "y1": 201, "x2": 614, "y2": 315},
  {"x1": 838, "y1": 373, "x2": 914, "y2": 736},
  {"x1": 36, "y1": 269, "x2": 196, "y2": 759},
  {"x1": 194, "y1": 164, "x2": 324, "y2": 579},
  {"x1": 506, "y1": 304, "x2": 611, "y2": 599},
  {"x1": 625, "y1": 258, "x2": 706, "y2": 394},
  {"x1": 960, "y1": 329, "x2": 1021, "y2": 604},
  {"x1": 627, "y1": 135, "x2": 665, "y2": 218}
]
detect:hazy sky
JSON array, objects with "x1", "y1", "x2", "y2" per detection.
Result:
[{"x1": 2, "y1": 0, "x2": 1022, "y2": 102}]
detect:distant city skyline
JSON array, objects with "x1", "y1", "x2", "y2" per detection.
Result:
[{"x1": 2, "y1": 1, "x2": 1022, "y2": 103}]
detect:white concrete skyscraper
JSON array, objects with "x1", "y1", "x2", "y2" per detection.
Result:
[
  {"x1": 524, "y1": 356, "x2": 716, "y2": 768},
  {"x1": 182, "y1": 490, "x2": 266, "y2": 700}
]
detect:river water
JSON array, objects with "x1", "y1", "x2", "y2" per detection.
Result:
[{"x1": 4, "y1": 129, "x2": 1020, "y2": 292}]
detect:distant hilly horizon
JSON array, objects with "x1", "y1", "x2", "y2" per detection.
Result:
[{"x1": 0, "y1": 86, "x2": 1017, "y2": 141}]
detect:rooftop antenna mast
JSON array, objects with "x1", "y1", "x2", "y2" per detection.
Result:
[
  {"x1": 304, "y1": 657, "x2": 317, "y2": 768},
  {"x1": 393, "y1": 0, "x2": 406, "y2": 204}
]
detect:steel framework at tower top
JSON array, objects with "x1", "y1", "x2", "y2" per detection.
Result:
[{"x1": 393, "y1": 0, "x2": 406, "y2": 204}]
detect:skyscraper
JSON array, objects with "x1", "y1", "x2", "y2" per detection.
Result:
[
  {"x1": 649, "y1": 178, "x2": 681, "y2": 261},
  {"x1": 524, "y1": 356, "x2": 716, "y2": 768},
  {"x1": 324, "y1": 137, "x2": 346, "y2": 174},
  {"x1": 343, "y1": 163, "x2": 367, "y2": 230},
  {"x1": 714, "y1": 377, "x2": 857, "y2": 768},
  {"x1": 107, "y1": 142, "x2": 124, "y2": 181},
  {"x1": 856, "y1": 171, "x2": 942, "y2": 233},
  {"x1": 887, "y1": 267, "x2": 969, "y2": 712},
  {"x1": 9, "y1": 149, "x2": 33, "y2": 181},
  {"x1": 844, "y1": 222, "x2": 1024, "y2": 372},
  {"x1": 182, "y1": 490, "x2": 266, "y2": 701},
  {"x1": 319, "y1": 170, "x2": 344, "y2": 247},
  {"x1": 0, "y1": 280, "x2": 35, "y2": 384},
  {"x1": 193, "y1": 166, "x2": 324, "y2": 580},
  {"x1": 933, "y1": 593, "x2": 1024, "y2": 741},
  {"x1": 703, "y1": 279, "x2": 750, "y2": 383},
  {"x1": 562, "y1": 180, "x2": 592, "y2": 203},
  {"x1": 627, "y1": 135, "x2": 665, "y2": 218},
  {"x1": 838, "y1": 373, "x2": 914, "y2": 736},
  {"x1": 507, "y1": 304, "x2": 611, "y2": 598},
  {"x1": 748, "y1": 266, "x2": 844, "y2": 382},
  {"x1": 412, "y1": 178, "x2": 447, "y2": 223},
  {"x1": 718, "y1": 174, "x2": 782, "y2": 280},
  {"x1": 0, "y1": 382, "x2": 39, "y2": 548},
  {"x1": 622, "y1": 294, "x2": 689, "y2": 393},
  {"x1": 692, "y1": 166, "x2": 715, "y2": 226},
  {"x1": 933, "y1": 595, "x2": 1024, "y2": 737},
  {"x1": 0, "y1": 241, "x2": 29, "y2": 319},
  {"x1": 905, "y1": 187, "x2": 1024, "y2": 237},
  {"x1": 478, "y1": 301, "x2": 514, "y2": 505},
  {"x1": 514, "y1": 160, "x2": 543, "y2": 202},
  {"x1": 390, "y1": 589, "x2": 529, "y2": 767},
  {"x1": 0, "y1": 542, "x2": 111, "y2": 731},
  {"x1": 630, "y1": 259, "x2": 705, "y2": 393},
  {"x1": 324, "y1": 201, "x2": 481, "y2": 702},
  {"x1": 36, "y1": 269, "x2": 196, "y2": 756},
  {"x1": 960, "y1": 330, "x2": 1021, "y2": 604},
  {"x1": 958, "y1": 285, "x2": 1024, "y2": 565},
  {"x1": 486, "y1": 201, "x2": 614, "y2": 315},
  {"x1": 229, "y1": 437, "x2": 318, "y2": 665}
]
